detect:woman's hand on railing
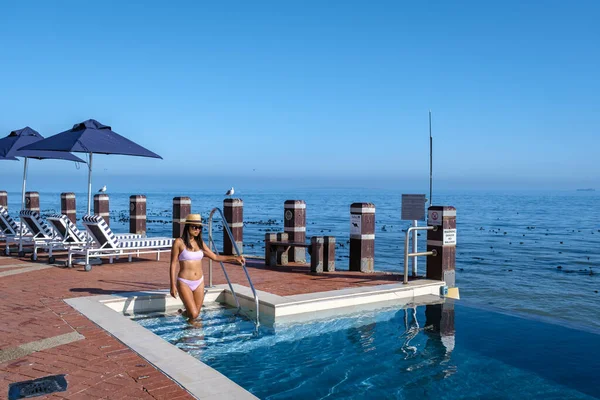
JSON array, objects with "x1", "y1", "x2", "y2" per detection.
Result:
[{"x1": 235, "y1": 255, "x2": 246, "y2": 266}]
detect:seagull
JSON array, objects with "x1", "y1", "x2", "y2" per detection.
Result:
[
  {"x1": 225, "y1": 187, "x2": 234, "y2": 197},
  {"x1": 98, "y1": 185, "x2": 107, "y2": 193}
]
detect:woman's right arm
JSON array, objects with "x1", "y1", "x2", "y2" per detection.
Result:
[{"x1": 170, "y1": 239, "x2": 182, "y2": 298}]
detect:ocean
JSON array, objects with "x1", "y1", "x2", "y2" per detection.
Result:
[{"x1": 3, "y1": 188, "x2": 599, "y2": 330}]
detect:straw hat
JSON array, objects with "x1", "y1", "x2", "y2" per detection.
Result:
[{"x1": 184, "y1": 214, "x2": 203, "y2": 225}]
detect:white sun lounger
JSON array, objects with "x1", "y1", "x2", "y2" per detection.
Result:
[
  {"x1": 46, "y1": 214, "x2": 88, "y2": 243},
  {"x1": 0, "y1": 206, "x2": 33, "y2": 255},
  {"x1": 30, "y1": 213, "x2": 147, "y2": 263},
  {"x1": 0, "y1": 206, "x2": 26, "y2": 236},
  {"x1": 19, "y1": 210, "x2": 57, "y2": 240},
  {"x1": 46, "y1": 214, "x2": 144, "y2": 242},
  {"x1": 33, "y1": 214, "x2": 88, "y2": 263},
  {"x1": 19, "y1": 210, "x2": 62, "y2": 259},
  {"x1": 68, "y1": 214, "x2": 173, "y2": 271}
]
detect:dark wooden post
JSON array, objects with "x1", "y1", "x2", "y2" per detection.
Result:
[
  {"x1": 223, "y1": 198, "x2": 243, "y2": 255},
  {"x1": 349, "y1": 203, "x2": 375, "y2": 272},
  {"x1": 284, "y1": 200, "x2": 306, "y2": 263},
  {"x1": 426, "y1": 206, "x2": 457, "y2": 287},
  {"x1": 172, "y1": 197, "x2": 191, "y2": 238},
  {"x1": 310, "y1": 236, "x2": 324, "y2": 273},
  {"x1": 323, "y1": 236, "x2": 336, "y2": 272},
  {"x1": 25, "y1": 192, "x2": 40, "y2": 212},
  {"x1": 61, "y1": 192, "x2": 76, "y2": 223},
  {"x1": 130, "y1": 195, "x2": 147, "y2": 235},
  {"x1": 94, "y1": 194, "x2": 110, "y2": 226},
  {"x1": 0, "y1": 191, "x2": 7, "y2": 210}
]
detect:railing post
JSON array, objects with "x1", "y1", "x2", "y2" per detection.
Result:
[
  {"x1": 25, "y1": 192, "x2": 40, "y2": 212},
  {"x1": 172, "y1": 197, "x2": 191, "y2": 238},
  {"x1": 426, "y1": 206, "x2": 457, "y2": 287},
  {"x1": 349, "y1": 202, "x2": 375, "y2": 272},
  {"x1": 61, "y1": 192, "x2": 76, "y2": 223},
  {"x1": 130, "y1": 195, "x2": 146, "y2": 235},
  {"x1": 276, "y1": 232, "x2": 289, "y2": 266},
  {"x1": 223, "y1": 198, "x2": 243, "y2": 255},
  {"x1": 0, "y1": 191, "x2": 7, "y2": 209},
  {"x1": 323, "y1": 236, "x2": 336, "y2": 272},
  {"x1": 310, "y1": 236, "x2": 324, "y2": 273},
  {"x1": 93, "y1": 194, "x2": 110, "y2": 226},
  {"x1": 284, "y1": 200, "x2": 306, "y2": 262},
  {"x1": 265, "y1": 233, "x2": 277, "y2": 267}
]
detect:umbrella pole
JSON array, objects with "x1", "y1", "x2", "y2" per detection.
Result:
[
  {"x1": 87, "y1": 153, "x2": 93, "y2": 215},
  {"x1": 19, "y1": 157, "x2": 28, "y2": 253}
]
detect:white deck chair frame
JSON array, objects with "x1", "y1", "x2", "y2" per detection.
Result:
[
  {"x1": 39, "y1": 214, "x2": 87, "y2": 263},
  {"x1": 68, "y1": 215, "x2": 173, "y2": 271},
  {"x1": 19, "y1": 210, "x2": 61, "y2": 259},
  {"x1": 0, "y1": 206, "x2": 33, "y2": 256}
]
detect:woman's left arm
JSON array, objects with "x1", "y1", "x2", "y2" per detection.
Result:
[{"x1": 201, "y1": 241, "x2": 245, "y2": 265}]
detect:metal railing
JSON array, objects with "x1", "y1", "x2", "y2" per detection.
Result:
[
  {"x1": 403, "y1": 225, "x2": 437, "y2": 284},
  {"x1": 207, "y1": 207, "x2": 260, "y2": 327}
]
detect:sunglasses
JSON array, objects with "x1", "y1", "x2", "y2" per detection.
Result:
[{"x1": 190, "y1": 225, "x2": 202, "y2": 230}]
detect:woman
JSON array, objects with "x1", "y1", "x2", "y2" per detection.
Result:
[{"x1": 170, "y1": 213, "x2": 245, "y2": 321}]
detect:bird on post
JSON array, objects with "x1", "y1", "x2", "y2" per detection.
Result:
[
  {"x1": 225, "y1": 187, "x2": 234, "y2": 197},
  {"x1": 98, "y1": 185, "x2": 107, "y2": 193}
]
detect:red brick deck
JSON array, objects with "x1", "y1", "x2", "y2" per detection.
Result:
[{"x1": 0, "y1": 251, "x2": 407, "y2": 399}]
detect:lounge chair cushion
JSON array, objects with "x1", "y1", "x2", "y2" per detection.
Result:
[
  {"x1": 118, "y1": 237, "x2": 173, "y2": 248},
  {"x1": 82, "y1": 214, "x2": 119, "y2": 248},
  {"x1": 82, "y1": 214, "x2": 171, "y2": 250},
  {"x1": 19, "y1": 210, "x2": 55, "y2": 238},
  {"x1": 47, "y1": 214, "x2": 87, "y2": 243},
  {"x1": 0, "y1": 206, "x2": 20, "y2": 235}
]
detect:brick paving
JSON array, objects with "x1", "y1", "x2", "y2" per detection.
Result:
[{"x1": 0, "y1": 249, "x2": 408, "y2": 399}]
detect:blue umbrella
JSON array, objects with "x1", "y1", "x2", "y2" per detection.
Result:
[
  {"x1": 0, "y1": 127, "x2": 85, "y2": 209},
  {"x1": 0, "y1": 127, "x2": 86, "y2": 253},
  {"x1": 19, "y1": 119, "x2": 162, "y2": 214}
]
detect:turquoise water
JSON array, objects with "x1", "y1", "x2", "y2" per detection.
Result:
[
  {"x1": 134, "y1": 302, "x2": 600, "y2": 399},
  {"x1": 3, "y1": 189, "x2": 600, "y2": 329}
]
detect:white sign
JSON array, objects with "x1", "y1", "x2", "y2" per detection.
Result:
[
  {"x1": 350, "y1": 215, "x2": 361, "y2": 235},
  {"x1": 428, "y1": 209, "x2": 442, "y2": 226},
  {"x1": 401, "y1": 194, "x2": 426, "y2": 221},
  {"x1": 443, "y1": 229, "x2": 457, "y2": 246}
]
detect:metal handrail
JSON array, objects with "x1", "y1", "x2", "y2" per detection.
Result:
[
  {"x1": 208, "y1": 235, "x2": 241, "y2": 311},
  {"x1": 403, "y1": 225, "x2": 437, "y2": 284},
  {"x1": 208, "y1": 207, "x2": 260, "y2": 327}
]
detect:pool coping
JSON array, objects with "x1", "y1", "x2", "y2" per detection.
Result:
[
  {"x1": 67, "y1": 293, "x2": 258, "y2": 400},
  {"x1": 66, "y1": 280, "x2": 446, "y2": 399}
]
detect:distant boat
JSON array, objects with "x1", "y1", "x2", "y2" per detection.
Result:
[{"x1": 576, "y1": 188, "x2": 596, "y2": 191}]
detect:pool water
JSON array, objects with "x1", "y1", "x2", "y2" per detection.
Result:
[{"x1": 133, "y1": 303, "x2": 600, "y2": 399}]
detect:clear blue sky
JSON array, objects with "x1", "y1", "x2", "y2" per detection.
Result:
[{"x1": 0, "y1": 0, "x2": 598, "y2": 192}]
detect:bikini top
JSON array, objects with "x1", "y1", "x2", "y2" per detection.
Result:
[{"x1": 179, "y1": 248, "x2": 204, "y2": 261}]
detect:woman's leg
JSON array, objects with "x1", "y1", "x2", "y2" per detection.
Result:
[
  {"x1": 177, "y1": 280, "x2": 200, "y2": 320},
  {"x1": 193, "y1": 281, "x2": 205, "y2": 314}
]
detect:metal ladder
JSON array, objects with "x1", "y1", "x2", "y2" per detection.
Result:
[{"x1": 207, "y1": 207, "x2": 260, "y2": 327}]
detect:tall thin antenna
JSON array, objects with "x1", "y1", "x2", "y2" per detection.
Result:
[{"x1": 429, "y1": 110, "x2": 433, "y2": 208}]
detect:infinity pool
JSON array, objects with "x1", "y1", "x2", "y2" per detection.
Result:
[{"x1": 133, "y1": 302, "x2": 600, "y2": 399}]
